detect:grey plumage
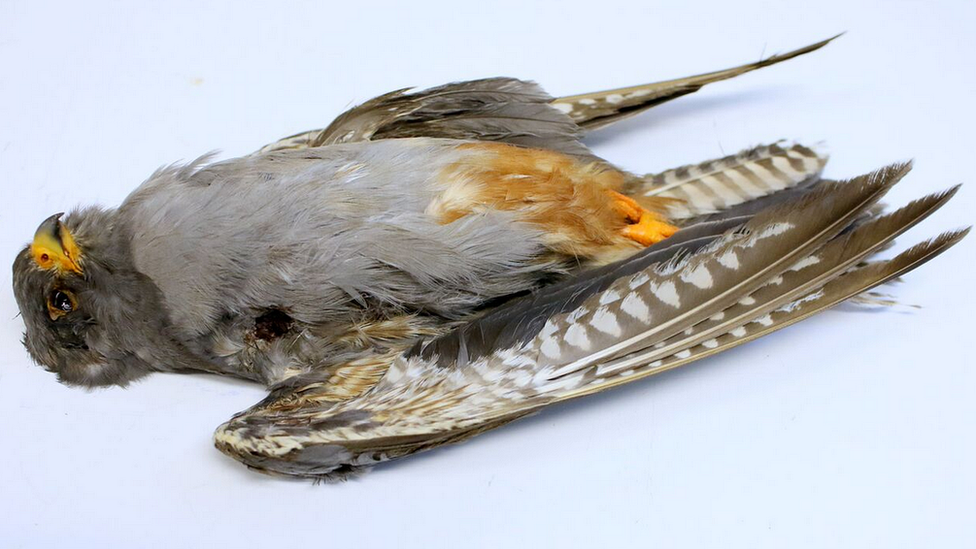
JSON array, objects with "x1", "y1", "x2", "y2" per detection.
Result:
[
  {"x1": 213, "y1": 164, "x2": 966, "y2": 478},
  {"x1": 13, "y1": 206, "x2": 217, "y2": 386},
  {"x1": 258, "y1": 78, "x2": 592, "y2": 160},
  {"x1": 23, "y1": 139, "x2": 587, "y2": 385},
  {"x1": 11, "y1": 36, "x2": 967, "y2": 481}
]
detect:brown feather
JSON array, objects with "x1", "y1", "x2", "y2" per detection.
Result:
[{"x1": 431, "y1": 142, "x2": 677, "y2": 258}]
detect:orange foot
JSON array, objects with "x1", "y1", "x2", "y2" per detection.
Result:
[
  {"x1": 622, "y1": 215, "x2": 679, "y2": 246},
  {"x1": 608, "y1": 190, "x2": 678, "y2": 246}
]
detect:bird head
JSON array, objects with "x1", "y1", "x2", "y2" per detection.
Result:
[{"x1": 12, "y1": 209, "x2": 160, "y2": 387}]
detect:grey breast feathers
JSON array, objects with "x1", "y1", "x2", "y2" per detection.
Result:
[{"x1": 117, "y1": 138, "x2": 559, "y2": 338}]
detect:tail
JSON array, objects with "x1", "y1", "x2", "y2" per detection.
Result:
[
  {"x1": 631, "y1": 141, "x2": 829, "y2": 221},
  {"x1": 214, "y1": 163, "x2": 966, "y2": 480},
  {"x1": 554, "y1": 35, "x2": 841, "y2": 130}
]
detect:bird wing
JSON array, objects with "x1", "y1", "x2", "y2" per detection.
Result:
[
  {"x1": 214, "y1": 164, "x2": 966, "y2": 479},
  {"x1": 257, "y1": 78, "x2": 593, "y2": 160},
  {"x1": 256, "y1": 37, "x2": 838, "y2": 156},
  {"x1": 554, "y1": 35, "x2": 839, "y2": 130}
]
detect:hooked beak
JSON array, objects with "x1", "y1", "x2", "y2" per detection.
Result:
[{"x1": 31, "y1": 213, "x2": 83, "y2": 274}]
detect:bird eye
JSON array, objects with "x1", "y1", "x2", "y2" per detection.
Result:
[{"x1": 47, "y1": 289, "x2": 76, "y2": 319}]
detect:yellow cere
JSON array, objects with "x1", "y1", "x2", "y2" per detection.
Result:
[{"x1": 31, "y1": 222, "x2": 83, "y2": 274}]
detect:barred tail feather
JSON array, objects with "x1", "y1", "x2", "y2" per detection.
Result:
[
  {"x1": 213, "y1": 163, "x2": 966, "y2": 480},
  {"x1": 642, "y1": 142, "x2": 829, "y2": 220}
]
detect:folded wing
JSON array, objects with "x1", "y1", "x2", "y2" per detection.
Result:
[
  {"x1": 214, "y1": 163, "x2": 966, "y2": 479},
  {"x1": 257, "y1": 37, "x2": 838, "y2": 157}
]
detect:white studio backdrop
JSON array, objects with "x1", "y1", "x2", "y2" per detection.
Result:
[{"x1": 0, "y1": 1, "x2": 973, "y2": 548}]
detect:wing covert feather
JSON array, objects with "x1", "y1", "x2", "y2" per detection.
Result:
[{"x1": 214, "y1": 164, "x2": 966, "y2": 479}]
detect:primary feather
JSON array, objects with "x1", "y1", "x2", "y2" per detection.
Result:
[
  {"x1": 213, "y1": 164, "x2": 967, "y2": 479},
  {"x1": 13, "y1": 35, "x2": 963, "y2": 482},
  {"x1": 258, "y1": 37, "x2": 839, "y2": 156}
]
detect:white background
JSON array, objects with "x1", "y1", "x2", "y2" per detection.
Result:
[{"x1": 1, "y1": 1, "x2": 974, "y2": 547}]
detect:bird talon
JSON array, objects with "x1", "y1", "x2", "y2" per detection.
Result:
[
  {"x1": 608, "y1": 190, "x2": 645, "y2": 223},
  {"x1": 608, "y1": 190, "x2": 678, "y2": 246},
  {"x1": 622, "y1": 215, "x2": 679, "y2": 246}
]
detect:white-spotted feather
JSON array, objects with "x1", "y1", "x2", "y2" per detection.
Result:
[{"x1": 212, "y1": 164, "x2": 966, "y2": 481}]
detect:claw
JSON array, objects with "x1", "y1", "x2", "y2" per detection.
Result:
[
  {"x1": 622, "y1": 215, "x2": 678, "y2": 246},
  {"x1": 608, "y1": 190, "x2": 645, "y2": 223},
  {"x1": 608, "y1": 190, "x2": 678, "y2": 246}
]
